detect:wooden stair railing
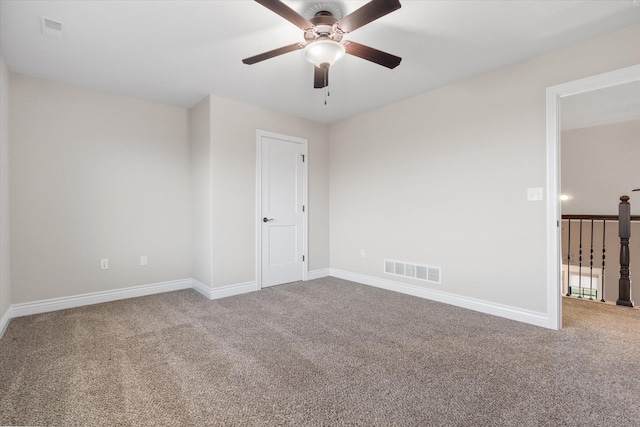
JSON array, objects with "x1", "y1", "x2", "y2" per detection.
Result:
[{"x1": 561, "y1": 195, "x2": 638, "y2": 306}]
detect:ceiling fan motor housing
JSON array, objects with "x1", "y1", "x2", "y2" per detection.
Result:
[{"x1": 305, "y1": 11, "x2": 343, "y2": 43}]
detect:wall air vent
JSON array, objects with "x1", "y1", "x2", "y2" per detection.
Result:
[
  {"x1": 384, "y1": 259, "x2": 441, "y2": 284},
  {"x1": 40, "y1": 16, "x2": 65, "y2": 39}
]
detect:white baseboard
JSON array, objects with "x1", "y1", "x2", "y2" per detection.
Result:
[
  {"x1": 0, "y1": 307, "x2": 11, "y2": 339},
  {"x1": 307, "y1": 268, "x2": 330, "y2": 280},
  {"x1": 330, "y1": 269, "x2": 551, "y2": 329},
  {"x1": 1, "y1": 278, "x2": 258, "y2": 338},
  {"x1": 213, "y1": 281, "x2": 257, "y2": 299},
  {"x1": 191, "y1": 279, "x2": 213, "y2": 299},
  {"x1": 191, "y1": 279, "x2": 257, "y2": 300},
  {"x1": 0, "y1": 271, "x2": 551, "y2": 340},
  {"x1": 10, "y1": 278, "x2": 193, "y2": 319}
]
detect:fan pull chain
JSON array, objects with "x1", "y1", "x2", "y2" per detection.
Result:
[{"x1": 324, "y1": 66, "x2": 329, "y2": 105}]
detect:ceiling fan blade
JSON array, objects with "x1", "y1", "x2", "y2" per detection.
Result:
[
  {"x1": 254, "y1": 0, "x2": 314, "y2": 31},
  {"x1": 344, "y1": 41, "x2": 401, "y2": 69},
  {"x1": 242, "y1": 42, "x2": 305, "y2": 65},
  {"x1": 335, "y1": 0, "x2": 401, "y2": 34},
  {"x1": 314, "y1": 66, "x2": 328, "y2": 89}
]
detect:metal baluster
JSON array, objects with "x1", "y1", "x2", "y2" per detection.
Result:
[
  {"x1": 579, "y1": 219, "x2": 583, "y2": 298},
  {"x1": 589, "y1": 219, "x2": 594, "y2": 300},
  {"x1": 566, "y1": 219, "x2": 572, "y2": 296},
  {"x1": 601, "y1": 219, "x2": 606, "y2": 302}
]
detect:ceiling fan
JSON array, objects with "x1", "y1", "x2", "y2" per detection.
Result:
[{"x1": 242, "y1": 0, "x2": 402, "y2": 90}]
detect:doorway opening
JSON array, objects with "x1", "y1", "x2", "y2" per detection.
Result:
[{"x1": 546, "y1": 64, "x2": 640, "y2": 330}]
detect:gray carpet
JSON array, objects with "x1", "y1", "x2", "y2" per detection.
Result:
[{"x1": 1, "y1": 277, "x2": 640, "y2": 426}]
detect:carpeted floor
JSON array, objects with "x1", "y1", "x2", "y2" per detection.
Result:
[{"x1": 1, "y1": 277, "x2": 640, "y2": 426}]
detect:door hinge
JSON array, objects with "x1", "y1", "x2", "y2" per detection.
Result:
[
  {"x1": 303, "y1": 255, "x2": 305, "y2": 262},
  {"x1": 302, "y1": 205, "x2": 305, "y2": 212},
  {"x1": 301, "y1": 154, "x2": 305, "y2": 162}
]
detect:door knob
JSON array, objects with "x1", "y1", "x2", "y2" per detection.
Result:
[{"x1": 263, "y1": 217, "x2": 274, "y2": 222}]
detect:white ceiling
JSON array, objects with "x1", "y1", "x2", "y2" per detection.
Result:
[
  {"x1": 561, "y1": 81, "x2": 640, "y2": 130},
  {"x1": 1, "y1": 0, "x2": 640, "y2": 124}
]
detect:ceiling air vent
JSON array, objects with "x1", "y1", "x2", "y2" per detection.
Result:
[{"x1": 40, "y1": 16, "x2": 65, "y2": 39}]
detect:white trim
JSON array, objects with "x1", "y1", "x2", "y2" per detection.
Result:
[
  {"x1": 330, "y1": 269, "x2": 550, "y2": 328},
  {"x1": 307, "y1": 268, "x2": 331, "y2": 280},
  {"x1": 208, "y1": 97, "x2": 215, "y2": 299},
  {"x1": 0, "y1": 271, "x2": 550, "y2": 337},
  {"x1": 256, "y1": 129, "x2": 309, "y2": 290},
  {"x1": 191, "y1": 279, "x2": 213, "y2": 299},
  {"x1": 256, "y1": 138, "x2": 262, "y2": 289},
  {"x1": 302, "y1": 143, "x2": 309, "y2": 283},
  {"x1": 0, "y1": 307, "x2": 11, "y2": 339},
  {"x1": 192, "y1": 279, "x2": 256, "y2": 300},
  {"x1": 546, "y1": 84, "x2": 561, "y2": 330},
  {"x1": 546, "y1": 64, "x2": 640, "y2": 331},
  {"x1": 1, "y1": 278, "x2": 260, "y2": 332},
  {"x1": 212, "y1": 281, "x2": 257, "y2": 299},
  {"x1": 10, "y1": 279, "x2": 192, "y2": 318}
]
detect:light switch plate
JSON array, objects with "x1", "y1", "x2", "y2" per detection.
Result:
[{"x1": 527, "y1": 187, "x2": 543, "y2": 201}]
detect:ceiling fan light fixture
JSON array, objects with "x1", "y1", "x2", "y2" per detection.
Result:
[{"x1": 303, "y1": 39, "x2": 345, "y2": 67}]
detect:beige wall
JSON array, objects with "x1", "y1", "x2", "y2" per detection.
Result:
[
  {"x1": 2, "y1": 23, "x2": 637, "y2": 319},
  {"x1": 561, "y1": 120, "x2": 640, "y2": 215},
  {"x1": 209, "y1": 95, "x2": 330, "y2": 287},
  {"x1": 329, "y1": 24, "x2": 640, "y2": 314},
  {"x1": 7, "y1": 78, "x2": 331, "y2": 304},
  {"x1": 0, "y1": 56, "x2": 9, "y2": 320},
  {"x1": 189, "y1": 97, "x2": 212, "y2": 287},
  {"x1": 10, "y1": 74, "x2": 192, "y2": 303}
]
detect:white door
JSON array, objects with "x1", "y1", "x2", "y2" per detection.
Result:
[{"x1": 259, "y1": 132, "x2": 307, "y2": 288}]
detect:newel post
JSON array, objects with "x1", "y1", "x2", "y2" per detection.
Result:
[{"x1": 617, "y1": 195, "x2": 634, "y2": 307}]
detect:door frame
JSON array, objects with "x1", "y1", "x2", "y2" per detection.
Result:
[
  {"x1": 255, "y1": 129, "x2": 309, "y2": 290},
  {"x1": 546, "y1": 64, "x2": 640, "y2": 330}
]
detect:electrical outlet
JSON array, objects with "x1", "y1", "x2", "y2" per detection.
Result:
[
  {"x1": 140, "y1": 256, "x2": 148, "y2": 266},
  {"x1": 100, "y1": 258, "x2": 109, "y2": 270}
]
